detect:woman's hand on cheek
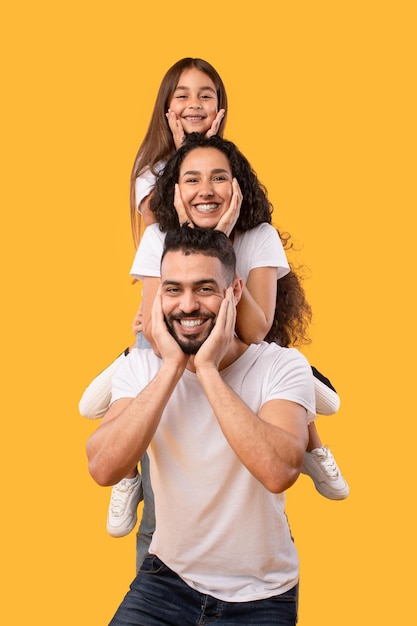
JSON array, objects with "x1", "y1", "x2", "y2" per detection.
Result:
[
  {"x1": 214, "y1": 178, "x2": 242, "y2": 237},
  {"x1": 174, "y1": 184, "x2": 194, "y2": 228}
]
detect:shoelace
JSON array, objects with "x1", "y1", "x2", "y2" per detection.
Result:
[
  {"x1": 314, "y1": 448, "x2": 340, "y2": 479},
  {"x1": 109, "y1": 479, "x2": 137, "y2": 516}
]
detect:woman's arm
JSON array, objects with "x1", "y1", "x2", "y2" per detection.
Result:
[
  {"x1": 235, "y1": 266, "x2": 277, "y2": 344},
  {"x1": 141, "y1": 275, "x2": 162, "y2": 349}
]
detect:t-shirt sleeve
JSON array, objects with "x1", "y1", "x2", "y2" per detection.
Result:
[
  {"x1": 110, "y1": 351, "x2": 143, "y2": 403},
  {"x1": 255, "y1": 224, "x2": 290, "y2": 279},
  {"x1": 130, "y1": 224, "x2": 165, "y2": 280},
  {"x1": 235, "y1": 224, "x2": 290, "y2": 283},
  {"x1": 135, "y1": 169, "x2": 157, "y2": 213},
  {"x1": 266, "y1": 347, "x2": 316, "y2": 423},
  {"x1": 134, "y1": 162, "x2": 165, "y2": 212},
  {"x1": 111, "y1": 349, "x2": 161, "y2": 404}
]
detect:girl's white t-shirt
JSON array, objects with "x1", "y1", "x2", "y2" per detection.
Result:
[{"x1": 134, "y1": 163, "x2": 165, "y2": 212}]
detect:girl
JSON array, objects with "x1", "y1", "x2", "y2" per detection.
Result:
[{"x1": 80, "y1": 59, "x2": 348, "y2": 551}]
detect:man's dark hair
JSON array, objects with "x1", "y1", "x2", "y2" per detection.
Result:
[{"x1": 161, "y1": 226, "x2": 236, "y2": 285}]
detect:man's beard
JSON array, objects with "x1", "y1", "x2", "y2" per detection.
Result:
[{"x1": 164, "y1": 311, "x2": 216, "y2": 354}]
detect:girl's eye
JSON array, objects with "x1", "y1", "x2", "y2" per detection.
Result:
[
  {"x1": 185, "y1": 178, "x2": 199, "y2": 184},
  {"x1": 213, "y1": 176, "x2": 228, "y2": 182}
]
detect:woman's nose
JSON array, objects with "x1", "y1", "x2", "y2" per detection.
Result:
[{"x1": 198, "y1": 180, "x2": 214, "y2": 197}]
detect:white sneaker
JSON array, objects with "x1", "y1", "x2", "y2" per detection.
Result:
[
  {"x1": 106, "y1": 475, "x2": 143, "y2": 538},
  {"x1": 301, "y1": 446, "x2": 349, "y2": 500}
]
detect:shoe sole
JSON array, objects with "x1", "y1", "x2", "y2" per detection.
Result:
[
  {"x1": 107, "y1": 511, "x2": 138, "y2": 538},
  {"x1": 301, "y1": 467, "x2": 350, "y2": 500}
]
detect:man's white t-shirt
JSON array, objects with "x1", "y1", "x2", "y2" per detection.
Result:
[{"x1": 111, "y1": 341, "x2": 315, "y2": 602}]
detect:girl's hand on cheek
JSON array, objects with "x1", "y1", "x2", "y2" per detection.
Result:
[
  {"x1": 206, "y1": 109, "x2": 226, "y2": 138},
  {"x1": 166, "y1": 109, "x2": 185, "y2": 149}
]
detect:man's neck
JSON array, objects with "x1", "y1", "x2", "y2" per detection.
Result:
[{"x1": 186, "y1": 337, "x2": 249, "y2": 373}]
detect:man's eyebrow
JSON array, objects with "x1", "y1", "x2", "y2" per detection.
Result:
[{"x1": 162, "y1": 278, "x2": 220, "y2": 288}]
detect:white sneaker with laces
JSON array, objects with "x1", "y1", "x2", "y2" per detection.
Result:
[
  {"x1": 301, "y1": 446, "x2": 349, "y2": 500},
  {"x1": 107, "y1": 475, "x2": 143, "y2": 538}
]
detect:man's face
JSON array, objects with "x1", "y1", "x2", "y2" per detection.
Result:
[{"x1": 160, "y1": 250, "x2": 228, "y2": 354}]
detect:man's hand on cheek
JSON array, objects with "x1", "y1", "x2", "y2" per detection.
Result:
[
  {"x1": 194, "y1": 287, "x2": 236, "y2": 371},
  {"x1": 152, "y1": 287, "x2": 189, "y2": 370}
]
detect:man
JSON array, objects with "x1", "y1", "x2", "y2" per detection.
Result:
[{"x1": 87, "y1": 227, "x2": 316, "y2": 625}]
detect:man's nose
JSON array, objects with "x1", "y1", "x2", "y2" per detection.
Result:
[{"x1": 180, "y1": 290, "x2": 199, "y2": 313}]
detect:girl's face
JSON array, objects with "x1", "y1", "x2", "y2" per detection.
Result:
[
  {"x1": 178, "y1": 147, "x2": 233, "y2": 229},
  {"x1": 169, "y1": 68, "x2": 219, "y2": 135}
]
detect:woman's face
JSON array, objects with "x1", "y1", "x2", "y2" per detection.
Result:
[
  {"x1": 169, "y1": 68, "x2": 219, "y2": 136},
  {"x1": 178, "y1": 147, "x2": 233, "y2": 229}
]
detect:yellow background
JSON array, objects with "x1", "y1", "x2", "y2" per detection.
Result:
[{"x1": 1, "y1": 1, "x2": 415, "y2": 624}]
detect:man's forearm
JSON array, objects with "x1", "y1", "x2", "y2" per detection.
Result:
[
  {"x1": 196, "y1": 366, "x2": 307, "y2": 493},
  {"x1": 87, "y1": 362, "x2": 184, "y2": 486}
]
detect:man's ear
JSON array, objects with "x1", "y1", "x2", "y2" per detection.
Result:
[{"x1": 232, "y1": 277, "x2": 243, "y2": 305}]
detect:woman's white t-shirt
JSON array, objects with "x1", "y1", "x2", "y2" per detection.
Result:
[{"x1": 130, "y1": 222, "x2": 290, "y2": 283}]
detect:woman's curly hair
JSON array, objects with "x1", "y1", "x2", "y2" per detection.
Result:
[
  {"x1": 150, "y1": 133, "x2": 272, "y2": 232},
  {"x1": 265, "y1": 267, "x2": 312, "y2": 348},
  {"x1": 150, "y1": 133, "x2": 312, "y2": 347}
]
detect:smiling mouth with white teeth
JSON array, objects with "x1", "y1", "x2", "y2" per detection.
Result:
[
  {"x1": 179, "y1": 319, "x2": 204, "y2": 328},
  {"x1": 194, "y1": 203, "x2": 219, "y2": 212}
]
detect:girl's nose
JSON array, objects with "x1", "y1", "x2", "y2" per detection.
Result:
[{"x1": 188, "y1": 96, "x2": 202, "y2": 110}]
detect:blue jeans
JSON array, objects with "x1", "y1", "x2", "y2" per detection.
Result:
[{"x1": 109, "y1": 555, "x2": 298, "y2": 626}]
